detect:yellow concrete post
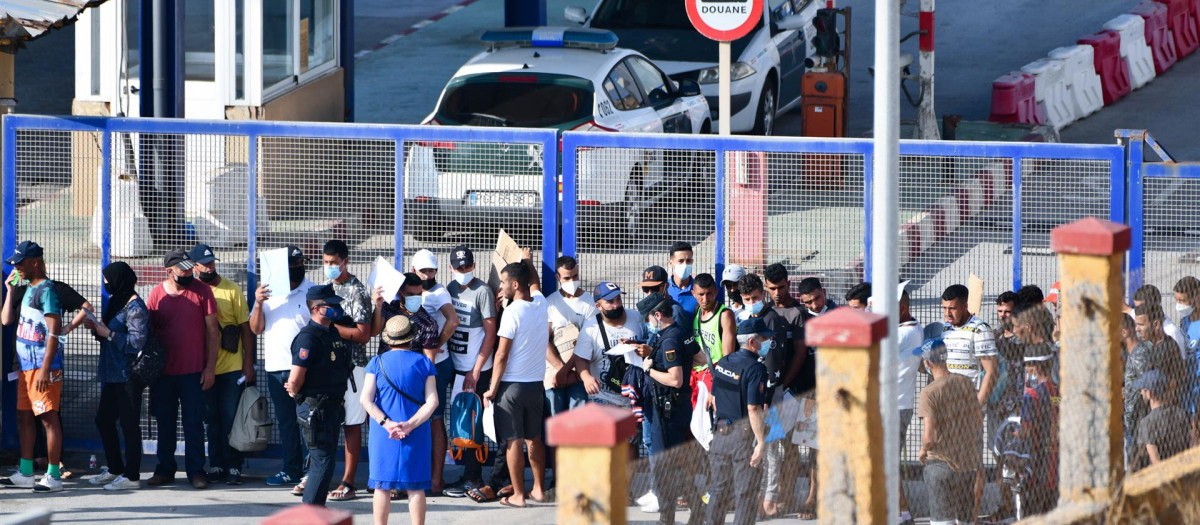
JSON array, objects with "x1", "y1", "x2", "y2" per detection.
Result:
[
  {"x1": 546, "y1": 404, "x2": 638, "y2": 525},
  {"x1": 806, "y1": 308, "x2": 890, "y2": 525},
  {"x1": 1050, "y1": 217, "x2": 1131, "y2": 505}
]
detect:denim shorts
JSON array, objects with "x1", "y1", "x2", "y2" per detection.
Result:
[{"x1": 923, "y1": 459, "x2": 975, "y2": 524}]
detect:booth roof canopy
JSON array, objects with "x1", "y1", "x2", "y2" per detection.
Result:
[{"x1": 0, "y1": 0, "x2": 106, "y2": 46}]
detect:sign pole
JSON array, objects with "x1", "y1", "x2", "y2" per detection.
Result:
[{"x1": 719, "y1": 40, "x2": 731, "y2": 136}]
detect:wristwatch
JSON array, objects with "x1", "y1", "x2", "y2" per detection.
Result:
[{"x1": 378, "y1": 416, "x2": 390, "y2": 426}]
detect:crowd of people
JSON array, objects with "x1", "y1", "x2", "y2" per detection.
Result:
[{"x1": 2, "y1": 236, "x2": 1199, "y2": 525}]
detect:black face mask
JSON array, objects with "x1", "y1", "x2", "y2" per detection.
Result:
[
  {"x1": 289, "y1": 265, "x2": 305, "y2": 284},
  {"x1": 728, "y1": 289, "x2": 743, "y2": 304},
  {"x1": 603, "y1": 306, "x2": 625, "y2": 320},
  {"x1": 103, "y1": 280, "x2": 117, "y2": 295},
  {"x1": 174, "y1": 274, "x2": 195, "y2": 287},
  {"x1": 422, "y1": 278, "x2": 436, "y2": 291},
  {"x1": 197, "y1": 271, "x2": 219, "y2": 284}
]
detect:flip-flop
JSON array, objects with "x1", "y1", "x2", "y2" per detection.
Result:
[
  {"x1": 499, "y1": 496, "x2": 528, "y2": 508},
  {"x1": 328, "y1": 483, "x2": 356, "y2": 501},
  {"x1": 467, "y1": 486, "x2": 498, "y2": 503},
  {"x1": 529, "y1": 488, "x2": 555, "y2": 504},
  {"x1": 498, "y1": 484, "x2": 515, "y2": 497}
]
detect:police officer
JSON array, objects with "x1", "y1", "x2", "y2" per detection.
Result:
[
  {"x1": 284, "y1": 284, "x2": 351, "y2": 506},
  {"x1": 634, "y1": 293, "x2": 704, "y2": 525},
  {"x1": 704, "y1": 318, "x2": 770, "y2": 525}
]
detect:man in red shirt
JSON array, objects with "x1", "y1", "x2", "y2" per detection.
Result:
[{"x1": 145, "y1": 249, "x2": 219, "y2": 489}]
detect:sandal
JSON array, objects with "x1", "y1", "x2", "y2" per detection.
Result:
[
  {"x1": 291, "y1": 481, "x2": 306, "y2": 496},
  {"x1": 466, "y1": 486, "x2": 498, "y2": 503},
  {"x1": 328, "y1": 482, "x2": 357, "y2": 501},
  {"x1": 499, "y1": 495, "x2": 528, "y2": 508},
  {"x1": 498, "y1": 484, "x2": 515, "y2": 498},
  {"x1": 795, "y1": 503, "x2": 817, "y2": 520}
]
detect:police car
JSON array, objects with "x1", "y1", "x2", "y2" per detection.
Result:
[
  {"x1": 566, "y1": 0, "x2": 818, "y2": 135},
  {"x1": 406, "y1": 27, "x2": 711, "y2": 242}
]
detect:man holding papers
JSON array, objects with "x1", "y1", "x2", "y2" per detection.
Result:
[{"x1": 572, "y1": 282, "x2": 645, "y2": 408}]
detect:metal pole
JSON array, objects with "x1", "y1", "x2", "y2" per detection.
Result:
[
  {"x1": 872, "y1": 0, "x2": 900, "y2": 521},
  {"x1": 916, "y1": 0, "x2": 938, "y2": 139},
  {"x1": 719, "y1": 41, "x2": 731, "y2": 136}
]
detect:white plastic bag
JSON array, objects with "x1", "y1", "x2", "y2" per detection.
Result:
[{"x1": 690, "y1": 382, "x2": 714, "y2": 451}]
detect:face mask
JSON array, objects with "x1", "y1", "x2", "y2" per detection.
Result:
[
  {"x1": 736, "y1": 308, "x2": 752, "y2": 321},
  {"x1": 728, "y1": 290, "x2": 742, "y2": 305},
  {"x1": 1025, "y1": 371, "x2": 1039, "y2": 389},
  {"x1": 421, "y1": 278, "x2": 436, "y2": 291},
  {"x1": 174, "y1": 273, "x2": 194, "y2": 287},
  {"x1": 324, "y1": 265, "x2": 342, "y2": 281},
  {"x1": 289, "y1": 266, "x2": 306, "y2": 284},
  {"x1": 646, "y1": 318, "x2": 661, "y2": 335},
  {"x1": 674, "y1": 264, "x2": 693, "y2": 281},
  {"x1": 454, "y1": 272, "x2": 473, "y2": 286},
  {"x1": 1177, "y1": 303, "x2": 1194, "y2": 318},
  {"x1": 560, "y1": 280, "x2": 579, "y2": 296},
  {"x1": 103, "y1": 280, "x2": 115, "y2": 294},
  {"x1": 746, "y1": 300, "x2": 765, "y2": 316},
  {"x1": 757, "y1": 338, "x2": 774, "y2": 358},
  {"x1": 197, "y1": 270, "x2": 218, "y2": 284},
  {"x1": 404, "y1": 295, "x2": 423, "y2": 313},
  {"x1": 322, "y1": 305, "x2": 344, "y2": 322},
  {"x1": 603, "y1": 306, "x2": 624, "y2": 320}
]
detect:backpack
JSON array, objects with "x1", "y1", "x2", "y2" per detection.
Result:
[
  {"x1": 449, "y1": 392, "x2": 488, "y2": 463},
  {"x1": 229, "y1": 385, "x2": 273, "y2": 452}
]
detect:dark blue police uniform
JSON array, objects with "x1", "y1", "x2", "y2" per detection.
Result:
[
  {"x1": 647, "y1": 322, "x2": 702, "y2": 525},
  {"x1": 705, "y1": 348, "x2": 768, "y2": 525},
  {"x1": 291, "y1": 285, "x2": 350, "y2": 506}
]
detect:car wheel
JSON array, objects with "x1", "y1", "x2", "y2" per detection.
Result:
[
  {"x1": 621, "y1": 166, "x2": 647, "y2": 241},
  {"x1": 751, "y1": 83, "x2": 777, "y2": 136}
]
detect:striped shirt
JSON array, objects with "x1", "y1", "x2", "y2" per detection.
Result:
[{"x1": 941, "y1": 316, "x2": 997, "y2": 390}]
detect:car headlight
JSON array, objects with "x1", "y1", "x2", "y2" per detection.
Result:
[{"x1": 696, "y1": 62, "x2": 757, "y2": 84}]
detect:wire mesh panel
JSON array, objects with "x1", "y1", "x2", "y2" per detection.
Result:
[
  {"x1": 1142, "y1": 176, "x2": 1200, "y2": 313},
  {"x1": 11, "y1": 129, "x2": 104, "y2": 449},
  {"x1": 723, "y1": 151, "x2": 866, "y2": 301},
  {"x1": 1019, "y1": 158, "x2": 1112, "y2": 297}
]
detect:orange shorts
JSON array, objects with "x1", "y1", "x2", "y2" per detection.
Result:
[{"x1": 17, "y1": 369, "x2": 63, "y2": 416}]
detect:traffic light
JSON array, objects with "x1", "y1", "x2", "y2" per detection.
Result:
[{"x1": 811, "y1": 8, "x2": 840, "y2": 58}]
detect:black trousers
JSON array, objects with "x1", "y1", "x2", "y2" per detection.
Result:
[
  {"x1": 704, "y1": 426, "x2": 762, "y2": 525},
  {"x1": 94, "y1": 380, "x2": 145, "y2": 481},
  {"x1": 300, "y1": 397, "x2": 345, "y2": 506},
  {"x1": 651, "y1": 404, "x2": 702, "y2": 525}
]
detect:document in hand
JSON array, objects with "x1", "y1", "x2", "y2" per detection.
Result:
[
  {"x1": 366, "y1": 256, "x2": 406, "y2": 302},
  {"x1": 605, "y1": 343, "x2": 644, "y2": 369},
  {"x1": 259, "y1": 248, "x2": 291, "y2": 297}
]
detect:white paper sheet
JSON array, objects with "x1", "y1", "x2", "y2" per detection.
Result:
[
  {"x1": 258, "y1": 248, "x2": 291, "y2": 298},
  {"x1": 366, "y1": 256, "x2": 406, "y2": 302},
  {"x1": 482, "y1": 403, "x2": 497, "y2": 443},
  {"x1": 605, "y1": 343, "x2": 644, "y2": 368}
]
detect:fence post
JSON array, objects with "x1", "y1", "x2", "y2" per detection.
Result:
[
  {"x1": 546, "y1": 404, "x2": 638, "y2": 525},
  {"x1": 2, "y1": 115, "x2": 17, "y2": 450},
  {"x1": 260, "y1": 505, "x2": 351, "y2": 525},
  {"x1": 1123, "y1": 133, "x2": 1144, "y2": 299},
  {"x1": 806, "y1": 308, "x2": 889, "y2": 525},
  {"x1": 246, "y1": 133, "x2": 259, "y2": 304},
  {"x1": 1051, "y1": 217, "x2": 1130, "y2": 505}
]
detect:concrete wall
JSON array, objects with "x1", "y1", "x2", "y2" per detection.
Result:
[{"x1": 226, "y1": 68, "x2": 346, "y2": 123}]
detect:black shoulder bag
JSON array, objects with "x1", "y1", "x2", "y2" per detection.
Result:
[{"x1": 596, "y1": 314, "x2": 628, "y2": 394}]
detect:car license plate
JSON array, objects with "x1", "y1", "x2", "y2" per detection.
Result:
[{"x1": 470, "y1": 191, "x2": 537, "y2": 207}]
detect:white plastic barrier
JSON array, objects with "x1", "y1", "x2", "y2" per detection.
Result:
[
  {"x1": 1021, "y1": 58, "x2": 1076, "y2": 131},
  {"x1": 1104, "y1": 14, "x2": 1157, "y2": 90},
  {"x1": 1049, "y1": 45, "x2": 1104, "y2": 119}
]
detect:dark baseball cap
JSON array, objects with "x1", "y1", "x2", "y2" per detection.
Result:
[
  {"x1": 451, "y1": 245, "x2": 475, "y2": 269},
  {"x1": 639, "y1": 265, "x2": 668, "y2": 287},
  {"x1": 286, "y1": 245, "x2": 308, "y2": 265},
  {"x1": 163, "y1": 248, "x2": 194, "y2": 270},
  {"x1": 637, "y1": 292, "x2": 669, "y2": 319},
  {"x1": 305, "y1": 284, "x2": 343, "y2": 304},
  {"x1": 594, "y1": 282, "x2": 624, "y2": 301},
  {"x1": 1133, "y1": 369, "x2": 1168, "y2": 397},
  {"x1": 736, "y1": 317, "x2": 775, "y2": 337},
  {"x1": 189, "y1": 243, "x2": 219, "y2": 265},
  {"x1": 5, "y1": 240, "x2": 43, "y2": 265}
]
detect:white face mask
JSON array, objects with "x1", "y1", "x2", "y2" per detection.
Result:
[
  {"x1": 560, "y1": 280, "x2": 579, "y2": 296},
  {"x1": 454, "y1": 271, "x2": 473, "y2": 286},
  {"x1": 1177, "y1": 303, "x2": 1194, "y2": 318},
  {"x1": 673, "y1": 263, "x2": 693, "y2": 281}
]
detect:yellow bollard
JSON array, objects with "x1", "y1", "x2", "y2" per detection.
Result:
[
  {"x1": 1050, "y1": 217, "x2": 1131, "y2": 505},
  {"x1": 806, "y1": 308, "x2": 890, "y2": 525},
  {"x1": 546, "y1": 404, "x2": 638, "y2": 525}
]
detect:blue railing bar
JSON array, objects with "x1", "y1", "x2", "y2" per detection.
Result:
[
  {"x1": 246, "y1": 134, "x2": 259, "y2": 304},
  {"x1": 0, "y1": 114, "x2": 107, "y2": 132},
  {"x1": 1, "y1": 116, "x2": 18, "y2": 450},
  {"x1": 394, "y1": 142, "x2": 406, "y2": 271},
  {"x1": 1012, "y1": 158, "x2": 1022, "y2": 292},
  {"x1": 563, "y1": 131, "x2": 874, "y2": 155},
  {"x1": 560, "y1": 136, "x2": 579, "y2": 258},
  {"x1": 1144, "y1": 134, "x2": 1174, "y2": 163},
  {"x1": 100, "y1": 130, "x2": 112, "y2": 307},
  {"x1": 1127, "y1": 135, "x2": 1145, "y2": 297},
  {"x1": 540, "y1": 136, "x2": 559, "y2": 292},
  {"x1": 714, "y1": 146, "x2": 725, "y2": 293},
  {"x1": 1143, "y1": 162, "x2": 1200, "y2": 178},
  {"x1": 862, "y1": 153, "x2": 873, "y2": 282}
]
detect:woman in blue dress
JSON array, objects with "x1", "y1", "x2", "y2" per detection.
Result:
[{"x1": 360, "y1": 315, "x2": 439, "y2": 525}]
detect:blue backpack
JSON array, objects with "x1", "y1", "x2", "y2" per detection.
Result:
[{"x1": 449, "y1": 392, "x2": 488, "y2": 463}]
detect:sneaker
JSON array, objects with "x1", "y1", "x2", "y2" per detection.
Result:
[
  {"x1": 636, "y1": 490, "x2": 657, "y2": 507},
  {"x1": 226, "y1": 468, "x2": 243, "y2": 485},
  {"x1": 266, "y1": 471, "x2": 296, "y2": 486},
  {"x1": 0, "y1": 472, "x2": 36, "y2": 489},
  {"x1": 89, "y1": 469, "x2": 118, "y2": 486},
  {"x1": 104, "y1": 475, "x2": 140, "y2": 491},
  {"x1": 444, "y1": 479, "x2": 480, "y2": 498},
  {"x1": 206, "y1": 467, "x2": 226, "y2": 484},
  {"x1": 639, "y1": 492, "x2": 660, "y2": 513},
  {"x1": 33, "y1": 475, "x2": 63, "y2": 493}
]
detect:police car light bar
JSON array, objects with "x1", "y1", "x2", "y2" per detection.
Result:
[{"x1": 480, "y1": 27, "x2": 619, "y2": 50}]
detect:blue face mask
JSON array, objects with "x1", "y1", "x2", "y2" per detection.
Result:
[
  {"x1": 404, "y1": 295, "x2": 423, "y2": 313},
  {"x1": 323, "y1": 305, "x2": 344, "y2": 321},
  {"x1": 324, "y1": 265, "x2": 342, "y2": 281},
  {"x1": 757, "y1": 338, "x2": 774, "y2": 357},
  {"x1": 646, "y1": 319, "x2": 661, "y2": 335},
  {"x1": 746, "y1": 300, "x2": 765, "y2": 316}
]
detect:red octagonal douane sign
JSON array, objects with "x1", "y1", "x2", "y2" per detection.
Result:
[{"x1": 686, "y1": 0, "x2": 764, "y2": 42}]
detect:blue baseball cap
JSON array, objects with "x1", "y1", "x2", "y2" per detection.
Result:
[
  {"x1": 305, "y1": 284, "x2": 343, "y2": 304},
  {"x1": 736, "y1": 317, "x2": 775, "y2": 337},
  {"x1": 915, "y1": 338, "x2": 948, "y2": 364},
  {"x1": 6, "y1": 240, "x2": 43, "y2": 265},
  {"x1": 189, "y1": 243, "x2": 219, "y2": 265},
  {"x1": 593, "y1": 282, "x2": 623, "y2": 301}
]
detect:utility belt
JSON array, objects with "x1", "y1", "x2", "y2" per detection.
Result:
[
  {"x1": 297, "y1": 394, "x2": 344, "y2": 448},
  {"x1": 651, "y1": 383, "x2": 684, "y2": 420}
]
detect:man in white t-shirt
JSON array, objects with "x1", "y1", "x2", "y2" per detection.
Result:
[
  {"x1": 894, "y1": 283, "x2": 924, "y2": 525},
  {"x1": 545, "y1": 255, "x2": 594, "y2": 416},
  {"x1": 411, "y1": 248, "x2": 459, "y2": 495},
  {"x1": 444, "y1": 245, "x2": 498, "y2": 496},
  {"x1": 483, "y1": 251, "x2": 549, "y2": 508},
  {"x1": 574, "y1": 282, "x2": 645, "y2": 407},
  {"x1": 248, "y1": 245, "x2": 314, "y2": 487}
]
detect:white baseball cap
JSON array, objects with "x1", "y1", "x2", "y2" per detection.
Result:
[{"x1": 411, "y1": 249, "x2": 438, "y2": 271}]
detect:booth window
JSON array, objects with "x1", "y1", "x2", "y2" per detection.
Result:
[{"x1": 185, "y1": 0, "x2": 216, "y2": 81}]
